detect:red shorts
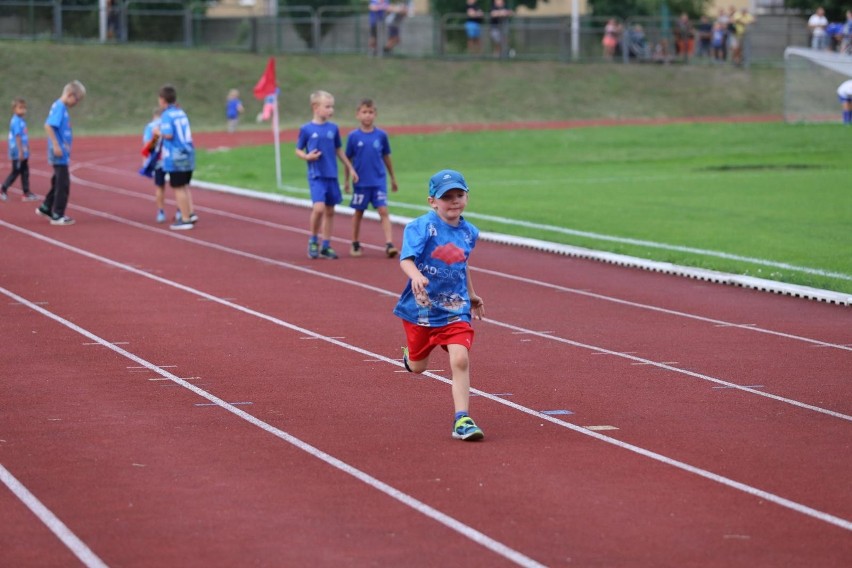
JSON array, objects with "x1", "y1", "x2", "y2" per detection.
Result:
[{"x1": 403, "y1": 320, "x2": 474, "y2": 362}]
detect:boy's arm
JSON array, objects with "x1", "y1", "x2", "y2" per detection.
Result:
[
  {"x1": 383, "y1": 155, "x2": 398, "y2": 192},
  {"x1": 400, "y1": 258, "x2": 429, "y2": 297},
  {"x1": 336, "y1": 147, "x2": 359, "y2": 184},
  {"x1": 466, "y1": 266, "x2": 484, "y2": 320},
  {"x1": 44, "y1": 124, "x2": 62, "y2": 157},
  {"x1": 295, "y1": 147, "x2": 320, "y2": 161}
]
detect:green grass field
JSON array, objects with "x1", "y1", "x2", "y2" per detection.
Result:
[
  {"x1": 197, "y1": 122, "x2": 852, "y2": 295},
  {"x1": 2, "y1": 40, "x2": 847, "y2": 295}
]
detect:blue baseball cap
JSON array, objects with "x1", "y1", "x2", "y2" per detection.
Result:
[{"x1": 429, "y1": 169, "x2": 469, "y2": 198}]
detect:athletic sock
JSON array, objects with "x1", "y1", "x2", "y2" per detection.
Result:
[
  {"x1": 321, "y1": 240, "x2": 330, "y2": 249},
  {"x1": 309, "y1": 235, "x2": 318, "y2": 244},
  {"x1": 454, "y1": 411, "x2": 469, "y2": 422},
  {"x1": 844, "y1": 110, "x2": 852, "y2": 124}
]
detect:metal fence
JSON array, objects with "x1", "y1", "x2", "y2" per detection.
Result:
[{"x1": 0, "y1": 2, "x2": 811, "y2": 64}]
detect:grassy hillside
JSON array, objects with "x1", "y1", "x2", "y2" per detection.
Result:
[{"x1": 0, "y1": 40, "x2": 783, "y2": 135}]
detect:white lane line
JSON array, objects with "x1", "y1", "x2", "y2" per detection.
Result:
[
  {"x1": 3, "y1": 217, "x2": 848, "y2": 423},
  {"x1": 0, "y1": 464, "x2": 109, "y2": 568},
  {"x1": 54, "y1": 170, "x2": 852, "y2": 349},
  {"x1": 3, "y1": 280, "x2": 851, "y2": 535},
  {"x1": 0, "y1": 287, "x2": 544, "y2": 568}
]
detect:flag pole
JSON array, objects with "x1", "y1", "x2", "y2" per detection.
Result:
[{"x1": 272, "y1": 92, "x2": 282, "y2": 188}]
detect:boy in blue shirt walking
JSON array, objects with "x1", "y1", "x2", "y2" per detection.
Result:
[
  {"x1": 156, "y1": 84, "x2": 197, "y2": 231},
  {"x1": 394, "y1": 169, "x2": 486, "y2": 441},
  {"x1": 36, "y1": 81, "x2": 86, "y2": 226},
  {"x1": 296, "y1": 90, "x2": 358, "y2": 259},
  {"x1": 344, "y1": 98, "x2": 398, "y2": 258},
  {"x1": 1, "y1": 97, "x2": 37, "y2": 202}
]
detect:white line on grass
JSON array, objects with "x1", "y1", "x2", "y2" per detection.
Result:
[
  {"x1": 0, "y1": 464, "x2": 109, "y2": 568},
  {"x1": 2, "y1": 273, "x2": 850, "y2": 535},
  {"x1": 0, "y1": 287, "x2": 545, "y2": 568}
]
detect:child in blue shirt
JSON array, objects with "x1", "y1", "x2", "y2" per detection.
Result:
[
  {"x1": 141, "y1": 107, "x2": 166, "y2": 222},
  {"x1": 225, "y1": 89, "x2": 244, "y2": 133},
  {"x1": 295, "y1": 90, "x2": 358, "y2": 259},
  {"x1": 156, "y1": 84, "x2": 197, "y2": 231},
  {"x1": 394, "y1": 169, "x2": 486, "y2": 441},
  {"x1": 344, "y1": 98, "x2": 398, "y2": 258},
  {"x1": 1, "y1": 97, "x2": 37, "y2": 202},
  {"x1": 36, "y1": 81, "x2": 86, "y2": 226}
]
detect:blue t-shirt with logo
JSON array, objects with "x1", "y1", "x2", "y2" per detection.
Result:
[
  {"x1": 393, "y1": 210, "x2": 479, "y2": 327},
  {"x1": 8, "y1": 114, "x2": 28, "y2": 160},
  {"x1": 297, "y1": 121, "x2": 342, "y2": 180},
  {"x1": 160, "y1": 104, "x2": 195, "y2": 172},
  {"x1": 45, "y1": 99, "x2": 71, "y2": 166},
  {"x1": 346, "y1": 128, "x2": 390, "y2": 189}
]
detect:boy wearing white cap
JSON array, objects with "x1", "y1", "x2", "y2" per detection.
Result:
[{"x1": 393, "y1": 169, "x2": 486, "y2": 441}]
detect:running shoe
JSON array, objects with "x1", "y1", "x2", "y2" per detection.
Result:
[
  {"x1": 402, "y1": 346, "x2": 413, "y2": 372},
  {"x1": 308, "y1": 240, "x2": 319, "y2": 259},
  {"x1": 156, "y1": 209, "x2": 166, "y2": 223},
  {"x1": 0, "y1": 192, "x2": 7, "y2": 202},
  {"x1": 36, "y1": 205, "x2": 51, "y2": 218},
  {"x1": 169, "y1": 220, "x2": 194, "y2": 231},
  {"x1": 50, "y1": 215, "x2": 75, "y2": 226},
  {"x1": 350, "y1": 241, "x2": 362, "y2": 257},
  {"x1": 452, "y1": 416, "x2": 484, "y2": 441},
  {"x1": 175, "y1": 211, "x2": 199, "y2": 224},
  {"x1": 385, "y1": 243, "x2": 398, "y2": 258},
  {"x1": 22, "y1": 192, "x2": 39, "y2": 202},
  {"x1": 320, "y1": 246, "x2": 339, "y2": 260}
]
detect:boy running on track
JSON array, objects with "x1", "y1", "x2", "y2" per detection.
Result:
[
  {"x1": 343, "y1": 98, "x2": 399, "y2": 258},
  {"x1": 395, "y1": 169, "x2": 486, "y2": 441}
]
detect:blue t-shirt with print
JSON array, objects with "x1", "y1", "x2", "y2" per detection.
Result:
[
  {"x1": 8, "y1": 114, "x2": 28, "y2": 160},
  {"x1": 45, "y1": 99, "x2": 71, "y2": 166},
  {"x1": 160, "y1": 104, "x2": 195, "y2": 172},
  {"x1": 393, "y1": 210, "x2": 479, "y2": 327},
  {"x1": 296, "y1": 121, "x2": 342, "y2": 180},
  {"x1": 345, "y1": 128, "x2": 391, "y2": 189}
]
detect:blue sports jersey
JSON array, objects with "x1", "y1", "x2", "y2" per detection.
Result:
[
  {"x1": 7, "y1": 114, "x2": 28, "y2": 160},
  {"x1": 225, "y1": 98, "x2": 242, "y2": 120},
  {"x1": 296, "y1": 121, "x2": 342, "y2": 179},
  {"x1": 45, "y1": 98, "x2": 71, "y2": 166},
  {"x1": 393, "y1": 210, "x2": 479, "y2": 327},
  {"x1": 345, "y1": 128, "x2": 391, "y2": 189},
  {"x1": 160, "y1": 104, "x2": 195, "y2": 172}
]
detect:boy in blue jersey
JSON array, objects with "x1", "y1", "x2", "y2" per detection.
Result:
[
  {"x1": 36, "y1": 81, "x2": 86, "y2": 226},
  {"x1": 1, "y1": 97, "x2": 38, "y2": 202},
  {"x1": 155, "y1": 84, "x2": 197, "y2": 231},
  {"x1": 141, "y1": 107, "x2": 166, "y2": 223},
  {"x1": 296, "y1": 90, "x2": 358, "y2": 259},
  {"x1": 343, "y1": 98, "x2": 398, "y2": 258},
  {"x1": 394, "y1": 169, "x2": 486, "y2": 441}
]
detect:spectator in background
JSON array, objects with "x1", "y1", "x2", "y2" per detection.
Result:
[
  {"x1": 711, "y1": 21, "x2": 726, "y2": 62},
  {"x1": 715, "y1": 8, "x2": 731, "y2": 61},
  {"x1": 465, "y1": 0, "x2": 485, "y2": 54},
  {"x1": 383, "y1": 2, "x2": 409, "y2": 55},
  {"x1": 809, "y1": 7, "x2": 829, "y2": 50},
  {"x1": 489, "y1": 0, "x2": 514, "y2": 58},
  {"x1": 842, "y1": 10, "x2": 852, "y2": 54},
  {"x1": 674, "y1": 12, "x2": 693, "y2": 61},
  {"x1": 368, "y1": 0, "x2": 388, "y2": 56},
  {"x1": 225, "y1": 89, "x2": 244, "y2": 133},
  {"x1": 602, "y1": 18, "x2": 621, "y2": 59},
  {"x1": 732, "y1": 7, "x2": 754, "y2": 66},
  {"x1": 696, "y1": 15, "x2": 713, "y2": 59}
]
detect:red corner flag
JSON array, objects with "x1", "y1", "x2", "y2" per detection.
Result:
[{"x1": 253, "y1": 57, "x2": 277, "y2": 100}]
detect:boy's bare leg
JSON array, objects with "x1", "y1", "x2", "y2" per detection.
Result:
[
  {"x1": 447, "y1": 344, "x2": 471, "y2": 414},
  {"x1": 352, "y1": 209, "x2": 364, "y2": 243},
  {"x1": 378, "y1": 206, "x2": 393, "y2": 243},
  {"x1": 173, "y1": 186, "x2": 191, "y2": 220},
  {"x1": 155, "y1": 185, "x2": 165, "y2": 211},
  {"x1": 321, "y1": 205, "x2": 335, "y2": 242},
  {"x1": 309, "y1": 202, "x2": 325, "y2": 236}
]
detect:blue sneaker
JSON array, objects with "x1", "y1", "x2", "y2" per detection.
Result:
[
  {"x1": 320, "y1": 246, "x2": 338, "y2": 259},
  {"x1": 156, "y1": 209, "x2": 166, "y2": 223},
  {"x1": 452, "y1": 416, "x2": 484, "y2": 441},
  {"x1": 307, "y1": 240, "x2": 319, "y2": 259}
]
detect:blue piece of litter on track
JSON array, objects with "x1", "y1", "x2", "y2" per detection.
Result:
[{"x1": 541, "y1": 410, "x2": 573, "y2": 415}]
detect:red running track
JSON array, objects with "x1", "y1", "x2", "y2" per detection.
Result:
[{"x1": 0, "y1": 131, "x2": 850, "y2": 567}]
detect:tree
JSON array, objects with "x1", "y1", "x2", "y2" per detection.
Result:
[
  {"x1": 430, "y1": 0, "x2": 546, "y2": 19},
  {"x1": 588, "y1": 0, "x2": 713, "y2": 20},
  {"x1": 279, "y1": 0, "x2": 358, "y2": 48},
  {"x1": 784, "y1": 0, "x2": 847, "y2": 20}
]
